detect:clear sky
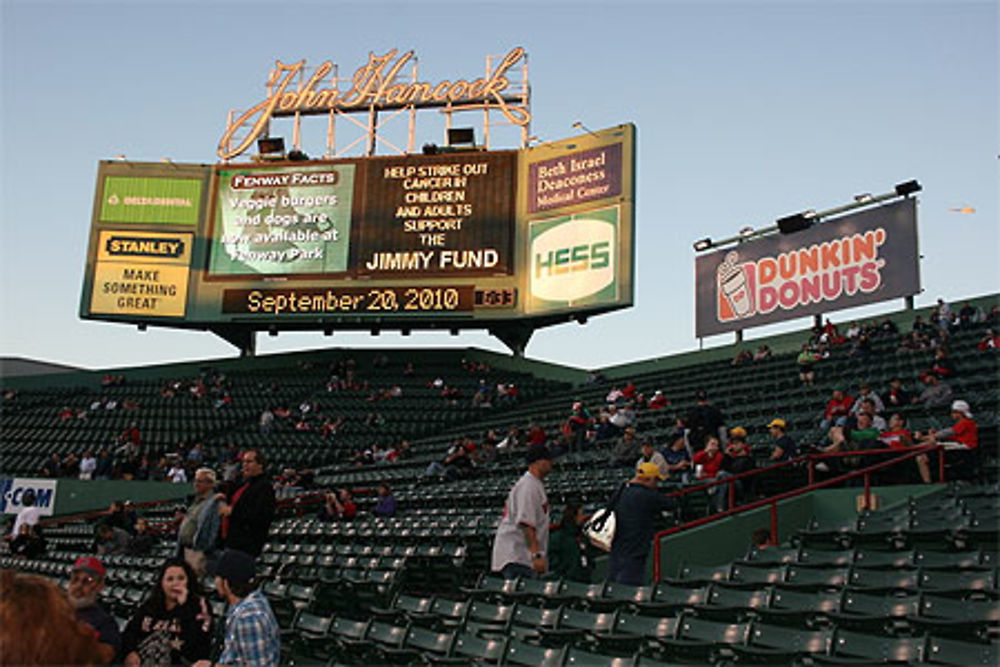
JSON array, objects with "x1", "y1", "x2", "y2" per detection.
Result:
[{"x1": 1, "y1": 0, "x2": 997, "y2": 371}]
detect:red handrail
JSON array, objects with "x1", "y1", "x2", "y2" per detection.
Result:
[{"x1": 651, "y1": 443, "x2": 943, "y2": 581}]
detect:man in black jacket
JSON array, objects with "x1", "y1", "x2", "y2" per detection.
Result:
[{"x1": 218, "y1": 449, "x2": 275, "y2": 558}]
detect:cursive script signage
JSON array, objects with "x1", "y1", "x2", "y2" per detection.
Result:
[{"x1": 219, "y1": 48, "x2": 530, "y2": 160}]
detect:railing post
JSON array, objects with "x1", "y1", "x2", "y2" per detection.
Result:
[
  {"x1": 769, "y1": 501, "x2": 778, "y2": 545},
  {"x1": 863, "y1": 472, "x2": 871, "y2": 511},
  {"x1": 937, "y1": 446, "x2": 946, "y2": 483},
  {"x1": 653, "y1": 537, "x2": 662, "y2": 582},
  {"x1": 728, "y1": 478, "x2": 736, "y2": 510},
  {"x1": 808, "y1": 458, "x2": 815, "y2": 486}
]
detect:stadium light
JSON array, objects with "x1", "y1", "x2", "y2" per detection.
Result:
[
  {"x1": 572, "y1": 120, "x2": 598, "y2": 136},
  {"x1": 257, "y1": 137, "x2": 286, "y2": 158},
  {"x1": 693, "y1": 238, "x2": 713, "y2": 252},
  {"x1": 894, "y1": 180, "x2": 922, "y2": 197},
  {"x1": 447, "y1": 128, "x2": 475, "y2": 147},
  {"x1": 854, "y1": 193, "x2": 873, "y2": 203},
  {"x1": 776, "y1": 211, "x2": 814, "y2": 235}
]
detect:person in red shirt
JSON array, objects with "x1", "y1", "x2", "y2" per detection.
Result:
[
  {"x1": 647, "y1": 390, "x2": 669, "y2": 410},
  {"x1": 880, "y1": 413, "x2": 930, "y2": 483},
  {"x1": 977, "y1": 328, "x2": 1000, "y2": 352},
  {"x1": 919, "y1": 400, "x2": 979, "y2": 481},
  {"x1": 820, "y1": 390, "x2": 853, "y2": 429},
  {"x1": 693, "y1": 436, "x2": 730, "y2": 513}
]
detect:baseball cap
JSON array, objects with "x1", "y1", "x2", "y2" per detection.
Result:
[
  {"x1": 951, "y1": 400, "x2": 973, "y2": 419},
  {"x1": 216, "y1": 549, "x2": 256, "y2": 585},
  {"x1": 729, "y1": 427, "x2": 747, "y2": 438},
  {"x1": 72, "y1": 556, "x2": 106, "y2": 578},
  {"x1": 637, "y1": 462, "x2": 667, "y2": 481},
  {"x1": 525, "y1": 445, "x2": 552, "y2": 465},
  {"x1": 767, "y1": 418, "x2": 787, "y2": 429}
]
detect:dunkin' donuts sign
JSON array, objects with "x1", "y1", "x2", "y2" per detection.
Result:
[{"x1": 695, "y1": 198, "x2": 920, "y2": 337}]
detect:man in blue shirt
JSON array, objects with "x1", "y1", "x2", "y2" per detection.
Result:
[
  {"x1": 608, "y1": 463, "x2": 676, "y2": 586},
  {"x1": 195, "y1": 550, "x2": 279, "y2": 667}
]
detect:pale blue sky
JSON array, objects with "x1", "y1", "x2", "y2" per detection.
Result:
[{"x1": 1, "y1": 0, "x2": 997, "y2": 370}]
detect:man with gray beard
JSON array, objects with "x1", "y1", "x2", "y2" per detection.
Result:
[{"x1": 67, "y1": 555, "x2": 121, "y2": 661}]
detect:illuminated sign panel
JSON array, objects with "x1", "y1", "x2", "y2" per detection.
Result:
[
  {"x1": 358, "y1": 152, "x2": 515, "y2": 277},
  {"x1": 527, "y1": 143, "x2": 622, "y2": 213},
  {"x1": 694, "y1": 198, "x2": 920, "y2": 337},
  {"x1": 527, "y1": 206, "x2": 619, "y2": 313},
  {"x1": 81, "y1": 124, "x2": 635, "y2": 340},
  {"x1": 99, "y1": 176, "x2": 202, "y2": 225},
  {"x1": 90, "y1": 230, "x2": 193, "y2": 318},
  {"x1": 208, "y1": 164, "x2": 355, "y2": 276}
]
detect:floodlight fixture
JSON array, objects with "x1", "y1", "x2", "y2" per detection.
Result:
[
  {"x1": 447, "y1": 127, "x2": 475, "y2": 146},
  {"x1": 894, "y1": 180, "x2": 922, "y2": 197},
  {"x1": 693, "y1": 238, "x2": 713, "y2": 252},
  {"x1": 257, "y1": 137, "x2": 286, "y2": 156},
  {"x1": 739, "y1": 226, "x2": 755, "y2": 236},
  {"x1": 776, "y1": 212, "x2": 813, "y2": 235},
  {"x1": 854, "y1": 193, "x2": 873, "y2": 203},
  {"x1": 572, "y1": 120, "x2": 598, "y2": 136}
]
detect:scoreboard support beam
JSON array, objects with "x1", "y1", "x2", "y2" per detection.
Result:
[
  {"x1": 490, "y1": 323, "x2": 535, "y2": 358},
  {"x1": 211, "y1": 325, "x2": 257, "y2": 358}
]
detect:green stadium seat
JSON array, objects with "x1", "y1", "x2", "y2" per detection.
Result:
[
  {"x1": 816, "y1": 629, "x2": 925, "y2": 664},
  {"x1": 693, "y1": 584, "x2": 772, "y2": 622},
  {"x1": 502, "y1": 639, "x2": 566, "y2": 667},
  {"x1": 758, "y1": 587, "x2": 842, "y2": 627},
  {"x1": 732, "y1": 622, "x2": 832, "y2": 663},
  {"x1": 925, "y1": 634, "x2": 1000, "y2": 666},
  {"x1": 657, "y1": 617, "x2": 750, "y2": 664}
]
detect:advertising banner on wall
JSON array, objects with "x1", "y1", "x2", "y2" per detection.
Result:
[
  {"x1": 1, "y1": 478, "x2": 57, "y2": 516},
  {"x1": 89, "y1": 230, "x2": 193, "y2": 318},
  {"x1": 99, "y1": 176, "x2": 203, "y2": 225},
  {"x1": 527, "y1": 204, "x2": 620, "y2": 313},
  {"x1": 694, "y1": 198, "x2": 920, "y2": 337}
]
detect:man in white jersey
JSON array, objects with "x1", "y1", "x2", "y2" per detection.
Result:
[{"x1": 491, "y1": 445, "x2": 553, "y2": 579}]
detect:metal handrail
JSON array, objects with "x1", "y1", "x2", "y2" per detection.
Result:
[{"x1": 651, "y1": 443, "x2": 945, "y2": 581}]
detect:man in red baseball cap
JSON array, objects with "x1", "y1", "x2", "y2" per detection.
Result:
[{"x1": 67, "y1": 555, "x2": 120, "y2": 660}]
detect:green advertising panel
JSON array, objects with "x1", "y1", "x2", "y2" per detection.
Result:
[
  {"x1": 208, "y1": 164, "x2": 356, "y2": 276},
  {"x1": 100, "y1": 176, "x2": 203, "y2": 225},
  {"x1": 526, "y1": 204, "x2": 620, "y2": 313}
]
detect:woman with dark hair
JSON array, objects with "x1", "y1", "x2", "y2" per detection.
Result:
[
  {"x1": 0, "y1": 569, "x2": 113, "y2": 664},
  {"x1": 121, "y1": 558, "x2": 213, "y2": 666},
  {"x1": 548, "y1": 503, "x2": 590, "y2": 582}
]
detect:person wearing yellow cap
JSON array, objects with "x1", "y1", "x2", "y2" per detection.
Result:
[
  {"x1": 607, "y1": 462, "x2": 675, "y2": 586},
  {"x1": 767, "y1": 419, "x2": 798, "y2": 462}
]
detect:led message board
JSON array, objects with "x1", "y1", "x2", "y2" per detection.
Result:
[{"x1": 80, "y1": 125, "x2": 635, "y2": 347}]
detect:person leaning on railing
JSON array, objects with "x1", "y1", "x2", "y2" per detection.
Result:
[{"x1": 918, "y1": 400, "x2": 980, "y2": 481}]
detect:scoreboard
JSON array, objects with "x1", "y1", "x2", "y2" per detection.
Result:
[{"x1": 79, "y1": 124, "x2": 635, "y2": 346}]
